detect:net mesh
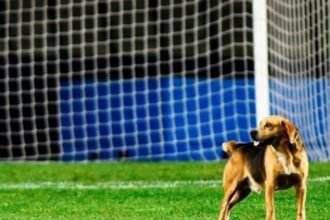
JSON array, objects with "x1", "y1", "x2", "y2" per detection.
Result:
[
  {"x1": 0, "y1": 0, "x2": 328, "y2": 161},
  {"x1": 268, "y1": 0, "x2": 330, "y2": 160},
  {"x1": 0, "y1": 0, "x2": 255, "y2": 161}
]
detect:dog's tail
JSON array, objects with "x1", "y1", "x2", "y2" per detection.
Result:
[{"x1": 222, "y1": 141, "x2": 240, "y2": 156}]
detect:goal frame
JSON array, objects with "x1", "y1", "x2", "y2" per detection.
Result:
[{"x1": 253, "y1": 0, "x2": 270, "y2": 123}]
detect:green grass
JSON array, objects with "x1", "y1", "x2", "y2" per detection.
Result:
[{"x1": 0, "y1": 162, "x2": 328, "y2": 219}]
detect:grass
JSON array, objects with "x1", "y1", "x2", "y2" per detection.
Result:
[{"x1": 0, "y1": 162, "x2": 328, "y2": 219}]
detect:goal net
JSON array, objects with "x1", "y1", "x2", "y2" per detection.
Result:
[
  {"x1": 268, "y1": 0, "x2": 330, "y2": 161},
  {"x1": 0, "y1": 0, "x2": 328, "y2": 161},
  {"x1": 0, "y1": 0, "x2": 255, "y2": 161}
]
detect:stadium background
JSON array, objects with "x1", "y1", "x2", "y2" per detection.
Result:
[{"x1": 0, "y1": 0, "x2": 328, "y2": 161}]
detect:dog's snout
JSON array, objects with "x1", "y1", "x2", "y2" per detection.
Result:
[{"x1": 250, "y1": 130, "x2": 258, "y2": 140}]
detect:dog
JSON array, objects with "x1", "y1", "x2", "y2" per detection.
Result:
[{"x1": 219, "y1": 115, "x2": 308, "y2": 220}]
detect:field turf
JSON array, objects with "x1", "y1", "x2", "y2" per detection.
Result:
[{"x1": 0, "y1": 162, "x2": 328, "y2": 219}]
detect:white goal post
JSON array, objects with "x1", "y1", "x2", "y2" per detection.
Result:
[
  {"x1": 253, "y1": 0, "x2": 270, "y2": 123},
  {"x1": 0, "y1": 0, "x2": 328, "y2": 161}
]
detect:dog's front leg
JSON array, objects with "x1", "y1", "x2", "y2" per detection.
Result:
[
  {"x1": 295, "y1": 182, "x2": 306, "y2": 220},
  {"x1": 265, "y1": 182, "x2": 275, "y2": 220}
]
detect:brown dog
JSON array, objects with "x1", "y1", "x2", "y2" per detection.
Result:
[{"x1": 219, "y1": 115, "x2": 308, "y2": 220}]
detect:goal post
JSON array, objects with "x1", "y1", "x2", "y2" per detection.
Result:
[{"x1": 253, "y1": 0, "x2": 270, "y2": 123}]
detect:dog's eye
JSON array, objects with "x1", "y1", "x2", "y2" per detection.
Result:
[{"x1": 265, "y1": 123, "x2": 272, "y2": 128}]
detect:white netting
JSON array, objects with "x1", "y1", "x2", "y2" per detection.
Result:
[
  {"x1": 0, "y1": 0, "x2": 256, "y2": 161},
  {"x1": 267, "y1": 0, "x2": 330, "y2": 161}
]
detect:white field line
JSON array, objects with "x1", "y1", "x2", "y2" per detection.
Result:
[
  {"x1": 308, "y1": 176, "x2": 330, "y2": 182},
  {"x1": 0, "y1": 180, "x2": 221, "y2": 190},
  {"x1": 0, "y1": 177, "x2": 328, "y2": 190}
]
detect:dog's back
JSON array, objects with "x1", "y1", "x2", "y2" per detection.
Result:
[{"x1": 223, "y1": 141, "x2": 266, "y2": 184}]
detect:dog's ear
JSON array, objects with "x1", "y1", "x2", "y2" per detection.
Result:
[{"x1": 281, "y1": 119, "x2": 298, "y2": 144}]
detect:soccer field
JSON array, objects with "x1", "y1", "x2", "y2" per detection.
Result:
[{"x1": 0, "y1": 162, "x2": 328, "y2": 219}]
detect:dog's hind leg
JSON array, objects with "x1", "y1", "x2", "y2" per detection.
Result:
[
  {"x1": 227, "y1": 180, "x2": 251, "y2": 214},
  {"x1": 219, "y1": 183, "x2": 238, "y2": 220}
]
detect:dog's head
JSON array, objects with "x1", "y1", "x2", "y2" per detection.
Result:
[{"x1": 250, "y1": 115, "x2": 298, "y2": 145}]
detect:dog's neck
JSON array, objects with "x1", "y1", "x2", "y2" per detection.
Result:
[
  {"x1": 271, "y1": 138, "x2": 291, "y2": 154},
  {"x1": 270, "y1": 136, "x2": 303, "y2": 169},
  {"x1": 270, "y1": 135, "x2": 303, "y2": 152},
  {"x1": 268, "y1": 139, "x2": 294, "y2": 174},
  {"x1": 268, "y1": 137, "x2": 285, "y2": 151}
]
